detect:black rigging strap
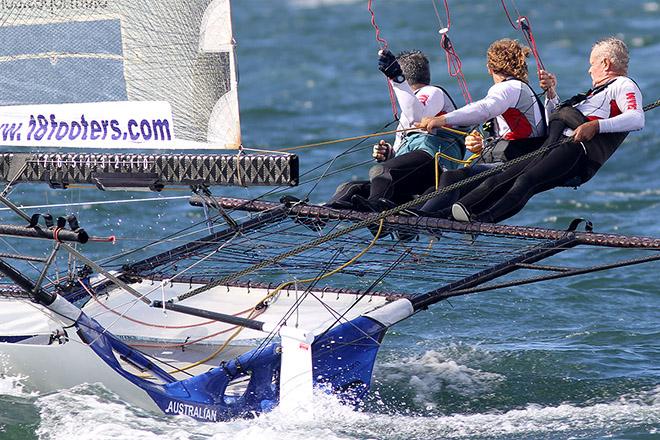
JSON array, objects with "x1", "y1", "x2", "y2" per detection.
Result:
[
  {"x1": 559, "y1": 78, "x2": 619, "y2": 109},
  {"x1": 433, "y1": 253, "x2": 660, "y2": 300},
  {"x1": 643, "y1": 98, "x2": 660, "y2": 112}
]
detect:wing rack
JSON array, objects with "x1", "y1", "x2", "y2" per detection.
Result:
[{"x1": 174, "y1": 196, "x2": 660, "y2": 309}]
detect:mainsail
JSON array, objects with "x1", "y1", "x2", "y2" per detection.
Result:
[
  {"x1": 0, "y1": 0, "x2": 240, "y2": 149},
  {"x1": 0, "y1": 0, "x2": 298, "y2": 188}
]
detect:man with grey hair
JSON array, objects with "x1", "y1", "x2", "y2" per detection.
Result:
[
  {"x1": 326, "y1": 49, "x2": 465, "y2": 212},
  {"x1": 447, "y1": 36, "x2": 644, "y2": 224}
]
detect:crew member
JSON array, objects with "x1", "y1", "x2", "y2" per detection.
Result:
[
  {"x1": 417, "y1": 38, "x2": 549, "y2": 216},
  {"x1": 326, "y1": 49, "x2": 464, "y2": 210},
  {"x1": 444, "y1": 37, "x2": 644, "y2": 224}
]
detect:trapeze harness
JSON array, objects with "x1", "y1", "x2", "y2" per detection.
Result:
[
  {"x1": 392, "y1": 84, "x2": 466, "y2": 159},
  {"x1": 452, "y1": 76, "x2": 644, "y2": 224},
  {"x1": 480, "y1": 78, "x2": 548, "y2": 163}
]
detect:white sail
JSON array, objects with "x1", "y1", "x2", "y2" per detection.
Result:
[
  {"x1": 200, "y1": 0, "x2": 242, "y2": 148},
  {"x1": 0, "y1": 0, "x2": 241, "y2": 149}
]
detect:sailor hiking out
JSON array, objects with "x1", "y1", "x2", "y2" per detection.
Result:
[
  {"x1": 417, "y1": 38, "x2": 550, "y2": 217},
  {"x1": 438, "y1": 37, "x2": 645, "y2": 224},
  {"x1": 326, "y1": 49, "x2": 465, "y2": 211}
]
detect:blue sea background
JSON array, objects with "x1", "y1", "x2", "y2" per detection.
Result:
[{"x1": 0, "y1": 0, "x2": 659, "y2": 439}]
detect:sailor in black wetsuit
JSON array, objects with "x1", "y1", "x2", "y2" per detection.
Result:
[
  {"x1": 442, "y1": 37, "x2": 644, "y2": 224},
  {"x1": 417, "y1": 38, "x2": 550, "y2": 216},
  {"x1": 325, "y1": 50, "x2": 465, "y2": 211}
]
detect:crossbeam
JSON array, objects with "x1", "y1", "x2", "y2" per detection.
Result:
[
  {"x1": 0, "y1": 223, "x2": 88, "y2": 243},
  {"x1": 411, "y1": 236, "x2": 579, "y2": 310},
  {"x1": 152, "y1": 300, "x2": 267, "y2": 332},
  {"x1": 190, "y1": 196, "x2": 660, "y2": 249},
  {"x1": 0, "y1": 152, "x2": 299, "y2": 189}
]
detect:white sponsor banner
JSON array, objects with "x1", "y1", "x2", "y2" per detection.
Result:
[{"x1": 0, "y1": 101, "x2": 176, "y2": 149}]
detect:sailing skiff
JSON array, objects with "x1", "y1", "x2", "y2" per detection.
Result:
[{"x1": 0, "y1": 0, "x2": 658, "y2": 422}]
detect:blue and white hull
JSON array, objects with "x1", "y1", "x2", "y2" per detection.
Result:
[{"x1": 0, "y1": 292, "x2": 412, "y2": 421}]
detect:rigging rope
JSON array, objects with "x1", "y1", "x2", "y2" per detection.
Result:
[
  {"x1": 643, "y1": 98, "x2": 660, "y2": 112},
  {"x1": 431, "y1": 0, "x2": 472, "y2": 104},
  {"x1": 80, "y1": 279, "x2": 254, "y2": 331},
  {"x1": 85, "y1": 96, "x2": 660, "y2": 306},
  {"x1": 367, "y1": 0, "x2": 399, "y2": 120},
  {"x1": 147, "y1": 220, "x2": 386, "y2": 373},
  {"x1": 441, "y1": 253, "x2": 660, "y2": 298},
  {"x1": 98, "y1": 121, "x2": 398, "y2": 266},
  {"x1": 172, "y1": 93, "x2": 660, "y2": 303},
  {"x1": 251, "y1": 219, "x2": 384, "y2": 308},
  {"x1": 173, "y1": 139, "x2": 573, "y2": 303},
  {"x1": 435, "y1": 151, "x2": 473, "y2": 190},
  {"x1": 0, "y1": 196, "x2": 190, "y2": 212},
  {"x1": 302, "y1": 120, "x2": 398, "y2": 199},
  {"x1": 278, "y1": 124, "x2": 468, "y2": 152},
  {"x1": 500, "y1": 0, "x2": 545, "y2": 78}
]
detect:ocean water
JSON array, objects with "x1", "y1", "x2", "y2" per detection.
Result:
[{"x1": 1, "y1": 0, "x2": 660, "y2": 439}]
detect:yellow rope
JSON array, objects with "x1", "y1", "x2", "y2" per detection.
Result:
[
  {"x1": 278, "y1": 126, "x2": 469, "y2": 152},
  {"x1": 165, "y1": 322, "x2": 252, "y2": 375},
  {"x1": 254, "y1": 219, "x2": 385, "y2": 305},
  {"x1": 435, "y1": 151, "x2": 476, "y2": 190},
  {"x1": 147, "y1": 219, "x2": 386, "y2": 376},
  {"x1": 135, "y1": 307, "x2": 266, "y2": 378},
  {"x1": 466, "y1": 153, "x2": 480, "y2": 164}
]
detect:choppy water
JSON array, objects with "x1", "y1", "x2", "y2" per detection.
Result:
[{"x1": 1, "y1": 0, "x2": 660, "y2": 438}]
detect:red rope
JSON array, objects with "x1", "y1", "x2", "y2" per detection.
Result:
[
  {"x1": 367, "y1": 0, "x2": 388, "y2": 49},
  {"x1": 367, "y1": 0, "x2": 399, "y2": 119},
  {"x1": 501, "y1": 0, "x2": 521, "y2": 29},
  {"x1": 440, "y1": 0, "x2": 451, "y2": 28},
  {"x1": 131, "y1": 307, "x2": 265, "y2": 348},
  {"x1": 89, "y1": 235, "x2": 116, "y2": 244},
  {"x1": 81, "y1": 278, "x2": 267, "y2": 349},
  {"x1": 129, "y1": 326, "x2": 239, "y2": 348},
  {"x1": 441, "y1": 34, "x2": 472, "y2": 104},
  {"x1": 434, "y1": 0, "x2": 472, "y2": 104},
  {"x1": 519, "y1": 16, "x2": 546, "y2": 72},
  {"x1": 500, "y1": 0, "x2": 545, "y2": 78}
]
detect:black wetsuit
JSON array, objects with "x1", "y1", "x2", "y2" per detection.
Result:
[
  {"x1": 419, "y1": 136, "x2": 545, "y2": 216},
  {"x1": 419, "y1": 78, "x2": 548, "y2": 216},
  {"x1": 325, "y1": 83, "x2": 465, "y2": 211},
  {"x1": 455, "y1": 106, "x2": 629, "y2": 223},
  {"x1": 325, "y1": 149, "x2": 437, "y2": 208},
  {"x1": 367, "y1": 149, "x2": 438, "y2": 204}
]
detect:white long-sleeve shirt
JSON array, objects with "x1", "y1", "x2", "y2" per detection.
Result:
[
  {"x1": 575, "y1": 76, "x2": 644, "y2": 133},
  {"x1": 391, "y1": 81, "x2": 456, "y2": 151},
  {"x1": 443, "y1": 79, "x2": 545, "y2": 140}
]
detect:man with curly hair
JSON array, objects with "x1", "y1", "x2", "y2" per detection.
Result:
[{"x1": 416, "y1": 38, "x2": 549, "y2": 216}]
